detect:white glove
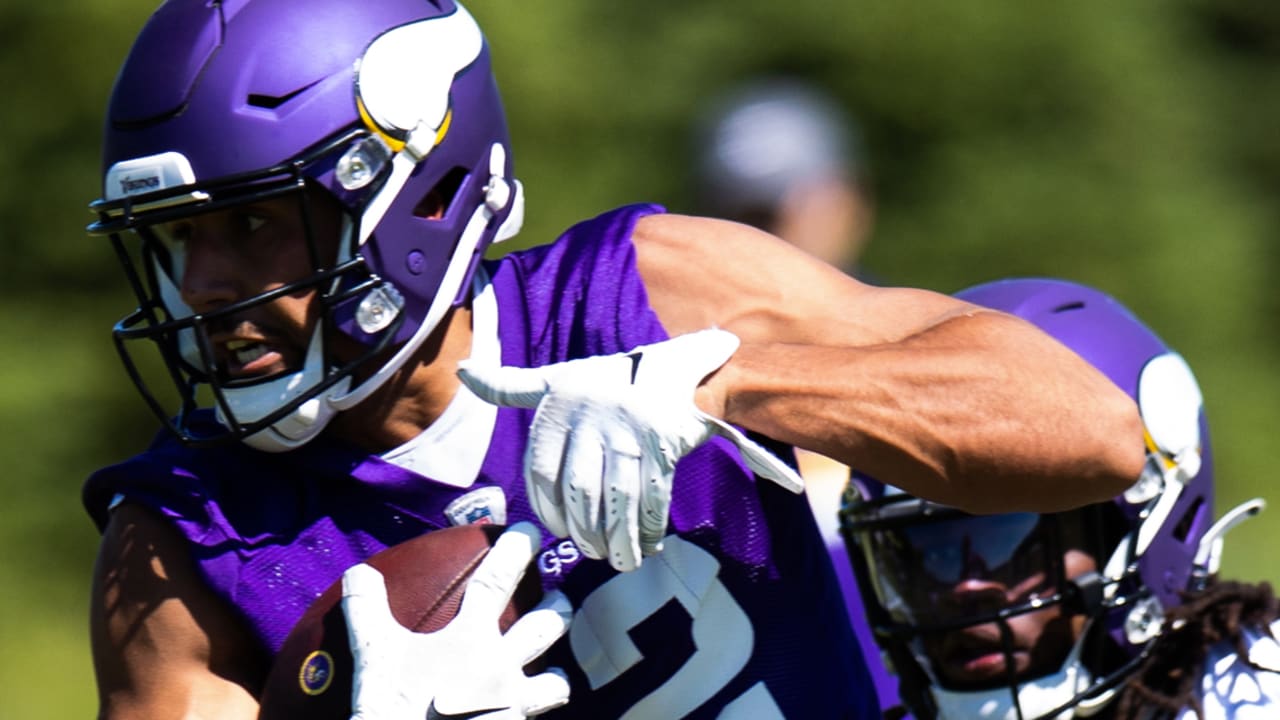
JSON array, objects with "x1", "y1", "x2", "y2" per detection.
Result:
[
  {"x1": 342, "y1": 522, "x2": 572, "y2": 720},
  {"x1": 457, "y1": 328, "x2": 803, "y2": 572}
]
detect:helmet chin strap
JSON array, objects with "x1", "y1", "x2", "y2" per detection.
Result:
[{"x1": 219, "y1": 324, "x2": 353, "y2": 452}]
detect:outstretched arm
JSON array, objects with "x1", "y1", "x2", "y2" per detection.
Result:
[{"x1": 635, "y1": 213, "x2": 1144, "y2": 514}]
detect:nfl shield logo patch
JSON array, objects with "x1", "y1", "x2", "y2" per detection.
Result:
[{"x1": 444, "y1": 486, "x2": 507, "y2": 527}]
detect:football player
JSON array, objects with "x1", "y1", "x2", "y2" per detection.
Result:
[
  {"x1": 82, "y1": 2, "x2": 1143, "y2": 718},
  {"x1": 843, "y1": 278, "x2": 1280, "y2": 719}
]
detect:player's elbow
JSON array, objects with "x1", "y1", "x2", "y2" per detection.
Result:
[
  {"x1": 1010, "y1": 389, "x2": 1144, "y2": 514},
  {"x1": 947, "y1": 387, "x2": 1145, "y2": 516},
  {"x1": 1083, "y1": 385, "x2": 1148, "y2": 502},
  {"x1": 1008, "y1": 331, "x2": 1149, "y2": 512}
]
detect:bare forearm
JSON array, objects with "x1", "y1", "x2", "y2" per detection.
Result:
[
  {"x1": 635, "y1": 215, "x2": 1144, "y2": 510},
  {"x1": 698, "y1": 311, "x2": 1145, "y2": 513}
]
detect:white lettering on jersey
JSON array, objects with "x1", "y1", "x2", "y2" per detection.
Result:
[
  {"x1": 718, "y1": 682, "x2": 785, "y2": 719},
  {"x1": 569, "y1": 536, "x2": 779, "y2": 718},
  {"x1": 538, "y1": 540, "x2": 582, "y2": 576}
]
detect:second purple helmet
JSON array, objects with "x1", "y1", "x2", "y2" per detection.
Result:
[{"x1": 842, "y1": 277, "x2": 1248, "y2": 719}]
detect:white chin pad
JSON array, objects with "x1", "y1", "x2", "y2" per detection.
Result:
[
  {"x1": 237, "y1": 390, "x2": 348, "y2": 452},
  {"x1": 214, "y1": 325, "x2": 350, "y2": 451}
]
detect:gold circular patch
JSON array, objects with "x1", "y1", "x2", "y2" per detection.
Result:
[{"x1": 298, "y1": 650, "x2": 335, "y2": 696}]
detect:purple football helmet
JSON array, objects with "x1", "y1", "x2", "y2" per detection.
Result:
[
  {"x1": 87, "y1": 0, "x2": 523, "y2": 451},
  {"x1": 842, "y1": 278, "x2": 1261, "y2": 719}
]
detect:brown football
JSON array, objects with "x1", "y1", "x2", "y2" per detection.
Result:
[{"x1": 256, "y1": 524, "x2": 543, "y2": 719}]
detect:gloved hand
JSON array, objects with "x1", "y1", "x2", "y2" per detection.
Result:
[
  {"x1": 457, "y1": 328, "x2": 803, "y2": 572},
  {"x1": 342, "y1": 522, "x2": 572, "y2": 720}
]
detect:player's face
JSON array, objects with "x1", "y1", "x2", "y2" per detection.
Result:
[
  {"x1": 922, "y1": 549, "x2": 1096, "y2": 688},
  {"x1": 158, "y1": 189, "x2": 343, "y2": 383}
]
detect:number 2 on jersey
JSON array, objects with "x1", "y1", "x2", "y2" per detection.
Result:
[{"x1": 568, "y1": 536, "x2": 784, "y2": 719}]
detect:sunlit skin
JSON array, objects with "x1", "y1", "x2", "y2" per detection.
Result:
[
  {"x1": 924, "y1": 549, "x2": 1095, "y2": 688},
  {"x1": 166, "y1": 187, "x2": 467, "y2": 453},
  {"x1": 166, "y1": 190, "x2": 343, "y2": 382}
]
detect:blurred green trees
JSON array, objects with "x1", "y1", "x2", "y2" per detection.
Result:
[{"x1": 3, "y1": 0, "x2": 1278, "y2": 715}]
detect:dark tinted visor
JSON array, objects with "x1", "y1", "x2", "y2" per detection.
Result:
[{"x1": 852, "y1": 505, "x2": 1065, "y2": 626}]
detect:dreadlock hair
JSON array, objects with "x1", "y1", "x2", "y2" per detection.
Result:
[{"x1": 1112, "y1": 578, "x2": 1280, "y2": 719}]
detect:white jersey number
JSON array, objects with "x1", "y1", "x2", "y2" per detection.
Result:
[{"x1": 568, "y1": 536, "x2": 784, "y2": 719}]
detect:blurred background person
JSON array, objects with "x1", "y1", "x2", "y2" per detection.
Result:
[
  {"x1": 691, "y1": 77, "x2": 876, "y2": 279},
  {"x1": 843, "y1": 278, "x2": 1280, "y2": 720}
]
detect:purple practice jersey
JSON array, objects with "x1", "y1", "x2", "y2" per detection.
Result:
[{"x1": 85, "y1": 204, "x2": 878, "y2": 718}]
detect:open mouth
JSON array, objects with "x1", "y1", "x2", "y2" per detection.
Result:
[
  {"x1": 953, "y1": 646, "x2": 1020, "y2": 678},
  {"x1": 933, "y1": 631, "x2": 1030, "y2": 686},
  {"x1": 220, "y1": 337, "x2": 289, "y2": 381}
]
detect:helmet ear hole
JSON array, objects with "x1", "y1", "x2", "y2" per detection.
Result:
[{"x1": 412, "y1": 166, "x2": 468, "y2": 220}]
